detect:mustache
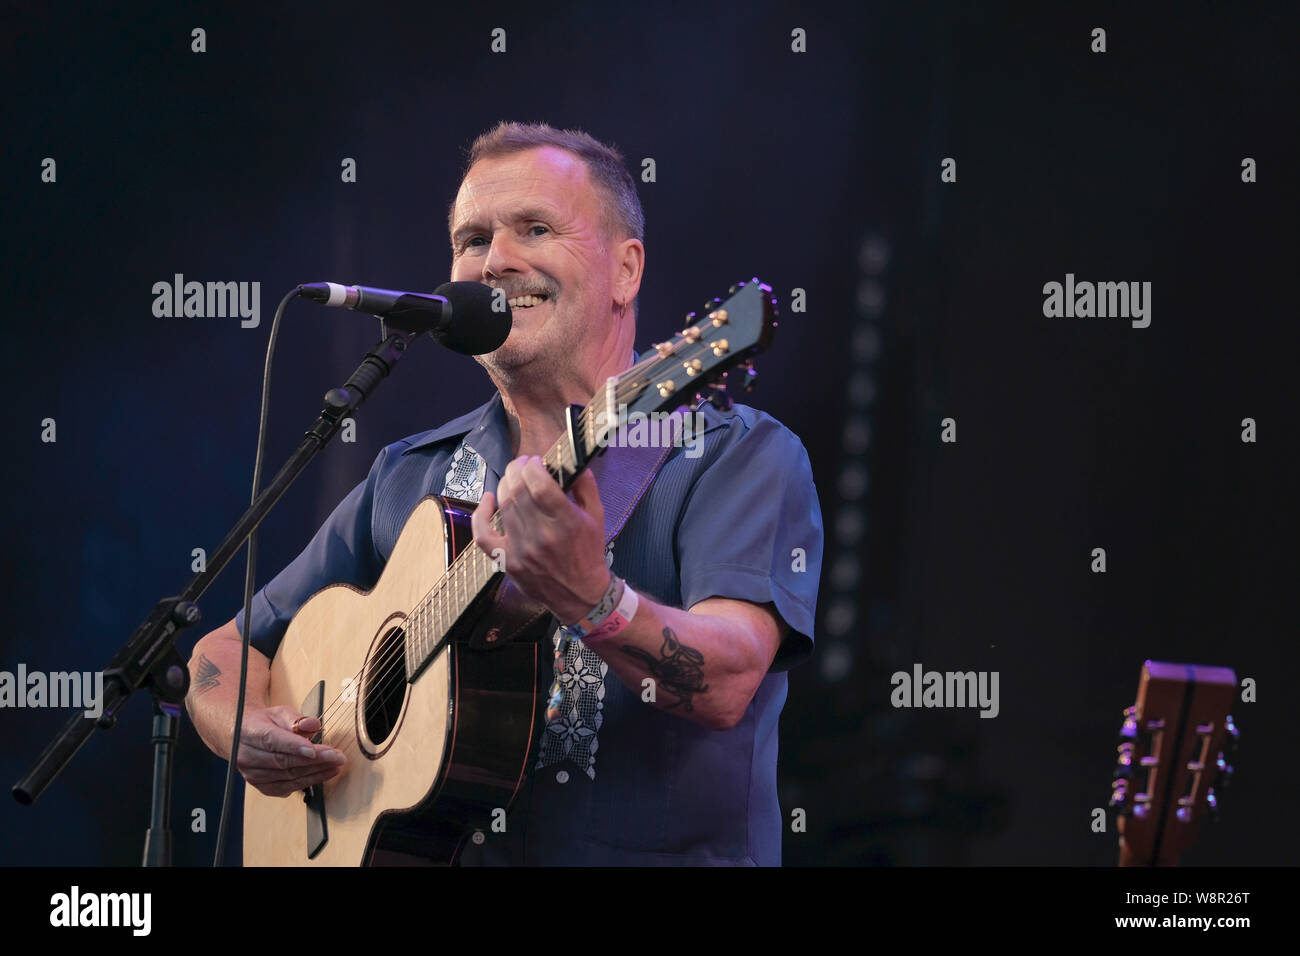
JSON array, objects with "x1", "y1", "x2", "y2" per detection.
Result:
[{"x1": 489, "y1": 282, "x2": 557, "y2": 300}]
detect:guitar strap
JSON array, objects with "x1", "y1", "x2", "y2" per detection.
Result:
[
  {"x1": 465, "y1": 409, "x2": 685, "y2": 650},
  {"x1": 588, "y1": 410, "x2": 684, "y2": 546}
]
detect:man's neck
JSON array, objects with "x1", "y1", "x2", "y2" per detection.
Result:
[{"x1": 494, "y1": 346, "x2": 635, "y2": 460}]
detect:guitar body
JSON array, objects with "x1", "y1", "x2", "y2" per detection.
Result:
[{"x1": 242, "y1": 496, "x2": 552, "y2": 866}]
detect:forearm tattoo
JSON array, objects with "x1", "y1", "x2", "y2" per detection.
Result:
[
  {"x1": 620, "y1": 626, "x2": 709, "y2": 712},
  {"x1": 193, "y1": 653, "x2": 222, "y2": 696}
]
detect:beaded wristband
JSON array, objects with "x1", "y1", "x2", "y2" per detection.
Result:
[{"x1": 563, "y1": 573, "x2": 639, "y2": 643}]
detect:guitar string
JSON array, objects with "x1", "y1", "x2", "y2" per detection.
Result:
[
  {"x1": 301, "y1": 330, "x2": 737, "y2": 754},
  {"x1": 308, "y1": 332, "x2": 733, "y2": 754}
]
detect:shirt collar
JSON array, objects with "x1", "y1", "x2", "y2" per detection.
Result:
[
  {"x1": 398, "y1": 351, "x2": 647, "y2": 473},
  {"x1": 399, "y1": 391, "x2": 506, "y2": 459}
]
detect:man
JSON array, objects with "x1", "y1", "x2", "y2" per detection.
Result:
[{"x1": 185, "y1": 122, "x2": 823, "y2": 865}]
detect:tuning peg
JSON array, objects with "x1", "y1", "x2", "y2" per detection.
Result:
[
  {"x1": 1112, "y1": 738, "x2": 1133, "y2": 780},
  {"x1": 728, "y1": 283, "x2": 738, "y2": 295},
  {"x1": 1214, "y1": 754, "x2": 1234, "y2": 791},
  {"x1": 742, "y1": 364, "x2": 758, "y2": 392},
  {"x1": 1110, "y1": 779, "x2": 1129, "y2": 812},
  {"x1": 1207, "y1": 788, "x2": 1220, "y2": 824},
  {"x1": 1224, "y1": 715, "x2": 1239, "y2": 758},
  {"x1": 1118, "y1": 706, "x2": 1138, "y2": 741},
  {"x1": 1113, "y1": 741, "x2": 1134, "y2": 780}
]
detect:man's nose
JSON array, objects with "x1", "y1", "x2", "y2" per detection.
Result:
[{"x1": 482, "y1": 232, "x2": 527, "y2": 281}]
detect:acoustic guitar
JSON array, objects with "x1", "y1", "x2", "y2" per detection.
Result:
[
  {"x1": 1109, "y1": 660, "x2": 1239, "y2": 865},
  {"x1": 243, "y1": 280, "x2": 778, "y2": 865}
]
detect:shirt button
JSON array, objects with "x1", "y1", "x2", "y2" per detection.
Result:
[{"x1": 555, "y1": 770, "x2": 569, "y2": 784}]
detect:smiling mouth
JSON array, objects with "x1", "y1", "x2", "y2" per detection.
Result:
[{"x1": 507, "y1": 293, "x2": 550, "y2": 309}]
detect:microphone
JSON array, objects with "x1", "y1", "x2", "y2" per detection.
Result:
[{"x1": 297, "y1": 280, "x2": 511, "y2": 355}]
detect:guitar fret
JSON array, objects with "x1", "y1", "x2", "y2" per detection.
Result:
[
  {"x1": 411, "y1": 603, "x2": 418, "y2": 674},
  {"x1": 430, "y1": 586, "x2": 440, "y2": 669},
  {"x1": 415, "y1": 601, "x2": 423, "y2": 672},
  {"x1": 442, "y1": 573, "x2": 451, "y2": 637},
  {"x1": 419, "y1": 595, "x2": 427, "y2": 672}
]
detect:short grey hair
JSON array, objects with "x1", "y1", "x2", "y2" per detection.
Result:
[{"x1": 448, "y1": 121, "x2": 645, "y2": 244}]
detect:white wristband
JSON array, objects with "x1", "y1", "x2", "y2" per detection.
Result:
[{"x1": 565, "y1": 575, "x2": 639, "y2": 643}]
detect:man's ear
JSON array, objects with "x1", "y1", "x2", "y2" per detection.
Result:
[{"x1": 611, "y1": 236, "x2": 644, "y2": 310}]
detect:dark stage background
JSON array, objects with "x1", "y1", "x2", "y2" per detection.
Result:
[{"x1": 1, "y1": 1, "x2": 1294, "y2": 867}]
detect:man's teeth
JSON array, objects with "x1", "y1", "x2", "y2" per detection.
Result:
[{"x1": 507, "y1": 294, "x2": 548, "y2": 308}]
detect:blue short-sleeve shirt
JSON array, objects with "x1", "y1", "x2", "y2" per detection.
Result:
[{"x1": 237, "y1": 376, "x2": 823, "y2": 866}]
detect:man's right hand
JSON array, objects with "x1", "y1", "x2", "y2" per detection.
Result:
[{"x1": 235, "y1": 705, "x2": 348, "y2": 797}]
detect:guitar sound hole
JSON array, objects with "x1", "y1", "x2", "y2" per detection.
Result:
[{"x1": 362, "y1": 625, "x2": 409, "y2": 747}]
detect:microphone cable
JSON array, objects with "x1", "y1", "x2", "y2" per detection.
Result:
[{"x1": 212, "y1": 286, "x2": 317, "y2": 866}]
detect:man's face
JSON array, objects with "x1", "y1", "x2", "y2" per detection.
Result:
[{"x1": 449, "y1": 146, "x2": 623, "y2": 378}]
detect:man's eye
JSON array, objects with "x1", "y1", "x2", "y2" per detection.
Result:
[
  {"x1": 529, "y1": 225, "x2": 549, "y2": 236},
  {"x1": 465, "y1": 237, "x2": 486, "y2": 248}
]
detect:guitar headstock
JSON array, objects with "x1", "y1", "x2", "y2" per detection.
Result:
[
  {"x1": 1110, "y1": 660, "x2": 1239, "y2": 866},
  {"x1": 583, "y1": 279, "x2": 778, "y2": 454}
]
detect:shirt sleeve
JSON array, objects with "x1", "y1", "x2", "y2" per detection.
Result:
[
  {"x1": 234, "y1": 444, "x2": 392, "y2": 659},
  {"x1": 675, "y1": 409, "x2": 824, "y2": 671}
]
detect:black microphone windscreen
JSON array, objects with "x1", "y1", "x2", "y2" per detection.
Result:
[{"x1": 431, "y1": 281, "x2": 512, "y2": 355}]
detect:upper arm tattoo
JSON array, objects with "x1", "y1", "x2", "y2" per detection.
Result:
[
  {"x1": 193, "y1": 653, "x2": 222, "y2": 696},
  {"x1": 619, "y1": 626, "x2": 709, "y2": 712}
]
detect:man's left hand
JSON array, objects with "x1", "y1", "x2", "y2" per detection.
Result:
[{"x1": 471, "y1": 456, "x2": 610, "y2": 624}]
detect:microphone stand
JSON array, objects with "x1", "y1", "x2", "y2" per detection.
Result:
[{"x1": 12, "y1": 327, "x2": 421, "y2": 865}]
